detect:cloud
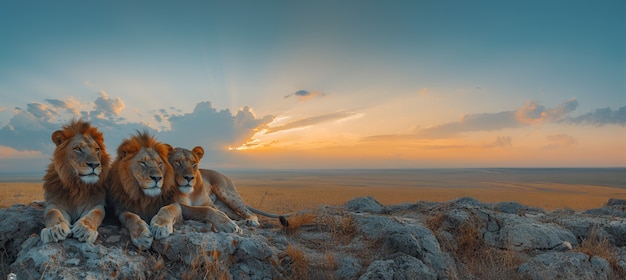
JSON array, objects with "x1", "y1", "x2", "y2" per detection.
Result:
[
  {"x1": 265, "y1": 111, "x2": 357, "y2": 134},
  {"x1": 516, "y1": 99, "x2": 578, "y2": 124},
  {"x1": 91, "y1": 91, "x2": 125, "y2": 118},
  {"x1": 0, "y1": 145, "x2": 44, "y2": 159},
  {"x1": 418, "y1": 99, "x2": 579, "y2": 138},
  {"x1": 484, "y1": 136, "x2": 513, "y2": 148},
  {"x1": 160, "y1": 102, "x2": 275, "y2": 152},
  {"x1": 284, "y1": 90, "x2": 325, "y2": 101},
  {"x1": 544, "y1": 134, "x2": 577, "y2": 149},
  {"x1": 564, "y1": 106, "x2": 626, "y2": 126},
  {"x1": 45, "y1": 98, "x2": 82, "y2": 115},
  {"x1": 0, "y1": 95, "x2": 274, "y2": 166}
]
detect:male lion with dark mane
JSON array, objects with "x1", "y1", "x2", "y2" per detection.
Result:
[
  {"x1": 41, "y1": 120, "x2": 110, "y2": 244},
  {"x1": 168, "y1": 146, "x2": 285, "y2": 228},
  {"x1": 105, "y1": 131, "x2": 182, "y2": 250}
]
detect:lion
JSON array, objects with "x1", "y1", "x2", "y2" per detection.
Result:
[
  {"x1": 168, "y1": 146, "x2": 287, "y2": 228},
  {"x1": 41, "y1": 119, "x2": 110, "y2": 244},
  {"x1": 105, "y1": 131, "x2": 183, "y2": 249}
]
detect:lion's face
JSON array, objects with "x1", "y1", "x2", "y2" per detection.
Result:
[
  {"x1": 117, "y1": 132, "x2": 174, "y2": 197},
  {"x1": 168, "y1": 146, "x2": 204, "y2": 194},
  {"x1": 51, "y1": 121, "x2": 109, "y2": 185}
]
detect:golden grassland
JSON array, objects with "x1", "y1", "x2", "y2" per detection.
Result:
[{"x1": 1, "y1": 181, "x2": 625, "y2": 211}]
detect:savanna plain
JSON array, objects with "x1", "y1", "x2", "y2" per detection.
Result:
[{"x1": 2, "y1": 168, "x2": 624, "y2": 212}]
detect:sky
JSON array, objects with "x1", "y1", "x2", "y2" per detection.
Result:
[{"x1": 0, "y1": 0, "x2": 624, "y2": 171}]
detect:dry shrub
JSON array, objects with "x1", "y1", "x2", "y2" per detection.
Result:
[
  {"x1": 284, "y1": 212, "x2": 317, "y2": 234},
  {"x1": 281, "y1": 244, "x2": 308, "y2": 279},
  {"x1": 182, "y1": 247, "x2": 230, "y2": 280},
  {"x1": 315, "y1": 211, "x2": 356, "y2": 244},
  {"x1": 576, "y1": 227, "x2": 626, "y2": 279},
  {"x1": 426, "y1": 209, "x2": 525, "y2": 280}
]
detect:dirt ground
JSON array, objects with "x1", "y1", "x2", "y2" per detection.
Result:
[{"x1": 2, "y1": 181, "x2": 625, "y2": 212}]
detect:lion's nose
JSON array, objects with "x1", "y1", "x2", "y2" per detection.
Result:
[
  {"x1": 87, "y1": 162, "x2": 100, "y2": 169},
  {"x1": 150, "y1": 176, "x2": 162, "y2": 183},
  {"x1": 184, "y1": 175, "x2": 194, "y2": 182}
]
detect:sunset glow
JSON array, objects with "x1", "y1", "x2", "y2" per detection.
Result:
[{"x1": 0, "y1": 1, "x2": 624, "y2": 171}]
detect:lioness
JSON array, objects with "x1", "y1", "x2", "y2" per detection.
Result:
[
  {"x1": 41, "y1": 120, "x2": 110, "y2": 244},
  {"x1": 169, "y1": 146, "x2": 283, "y2": 227},
  {"x1": 105, "y1": 131, "x2": 183, "y2": 249}
]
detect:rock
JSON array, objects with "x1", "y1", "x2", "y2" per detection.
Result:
[
  {"x1": 493, "y1": 222, "x2": 578, "y2": 251},
  {"x1": 335, "y1": 256, "x2": 361, "y2": 279},
  {"x1": 518, "y1": 252, "x2": 611, "y2": 280},
  {"x1": 354, "y1": 214, "x2": 456, "y2": 279},
  {"x1": 346, "y1": 196, "x2": 385, "y2": 214},
  {"x1": 606, "y1": 198, "x2": 626, "y2": 207},
  {"x1": 494, "y1": 201, "x2": 525, "y2": 214},
  {"x1": 607, "y1": 220, "x2": 626, "y2": 246},
  {"x1": 0, "y1": 203, "x2": 45, "y2": 265},
  {"x1": 359, "y1": 254, "x2": 436, "y2": 280},
  {"x1": 3, "y1": 195, "x2": 626, "y2": 279}
]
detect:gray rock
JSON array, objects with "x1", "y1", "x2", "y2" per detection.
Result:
[
  {"x1": 494, "y1": 201, "x2": 525, "y2": 214},
  {"x1": 5, "y1": 195, "x2": 626, "y2": 279},
  {"x1": 518, "y1": 252, "x2": 610, "y2": 280},
  {"x1": 0, "y1": 203, "x2": 44, "y2": 264},
  {"x1": 606, "y1": 198, "x2": 626, "y2": 207},
  {"x1": 359, "y1": 254, "x2": 436, "y2": 280},
  {"x1": 607, "y1": 220, "x2": 626, "y2": 246},
  {"x1": 335, "y1": 256, "x2": 362, "y2": 280},
  {"x1": 354, "y1": 214, "x2": 456, "y2": 279},
  {"x1": 346, "y1": 196, "x2": 385, "y2": 214},
  {"x1": 494, "y1": 222, "x2": 577, "y2": 251},
  {"x1": 359, "y1": 259, "x2": 395, "y2": 280}
]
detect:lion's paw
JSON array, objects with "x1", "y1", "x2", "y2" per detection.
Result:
[
  {"x1": 245, "y1": 216, "x2": 260, "y2": 227},
  {"x1": 41, "y1": 222, "x2": 71, "y2": 243},
  {"x1": 215, "y1": 219, "x2": 242, "y2": 234},
  {"x1": 131, "y1": 222, "x2": 153, "y2": 250},
  {"x1": 71, "y1": 220, "x2": 98, "y2": 243},
  {"x1": 150, "y1": 219, "x2": 174, "y2": 240}
]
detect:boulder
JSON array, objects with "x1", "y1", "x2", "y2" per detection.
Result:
[{"x1": 518, "y1": 252, "x2": 610, "y2": 280}]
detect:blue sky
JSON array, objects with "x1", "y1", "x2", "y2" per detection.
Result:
[{"x1": 0, "y1": 0, "x2": 624, "y2": 171}]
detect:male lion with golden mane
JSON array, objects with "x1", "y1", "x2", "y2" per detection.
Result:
[
  {"x1": 41, "y1": 120, "x2": 110, "y2": 244},
  {"x1": 105, "y1": 131, "x2": 183, "y2": 249},
  {"x1": 168, "y1": 146, "x2": 285, "y2": 228}
]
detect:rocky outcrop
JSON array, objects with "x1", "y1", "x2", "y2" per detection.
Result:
[{"x1": 2, "y1": 197, "x2": 626, "y2": 279}]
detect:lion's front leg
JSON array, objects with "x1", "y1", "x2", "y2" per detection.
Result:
[
  {"x1": 119, "y1": 211, "x2": 153, "y2": 250},
  {"x1": 150, "y1": 203, "x2": 182, "y2": 240},
  {"x1": 41, "y1": 207, "x2": 71, "y2": 243},
  {"x1": 181, "y1": 204, "x2": 241, "y2": 234},
  {"x1": 72, "y1": 206, "x2": 105, "y2": 243},
  {"x1": 214, "y1": 189, "x2": 260, "y2": 227}
]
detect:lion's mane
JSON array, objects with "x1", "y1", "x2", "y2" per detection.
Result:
[
  {"x1": 106, "y1": 131, "x2": 176, "y2": 222},
  {"x1": 43, "y1": 120, "x2": 110, "y2": 216}
]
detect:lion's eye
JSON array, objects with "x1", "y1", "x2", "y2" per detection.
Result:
[
  {"x1": 73, "y1": 147, "x2": 82, "y2": 153},
  {"x1": 192, "y1": 161, "x2": 197, "y2": 167},
  {"x1": 158, "y1": 162, "x2": 163, "y2": 168},
  {"x1": 140, "y1": 161, "x2": 147, "y2": 167},
  {"x1": 175, "y1": 160, "x2": 181, "y2": 166}
]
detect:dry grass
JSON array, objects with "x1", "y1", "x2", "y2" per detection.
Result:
[
  {"x1": 2, "y1": 181, "x2": 625, "y2": 211},
  {"x1": 181, "y1": 248, "x2": 229, "y2": 280},
  {"x1": 281, "y1": 244, "x2": 308, "y2": 279},
  {"x1": 425, "y1": 210, "x2": 525, "y2": 280},
  {"x1": 576, "y1": 227, "x2": 626, "y2": 279},
  {"x1": 0, "y1": 183, "x2": 44, "y2": 208},
  {"x1": 236, "y1": 183, "x2": 626, "y2": 213}
]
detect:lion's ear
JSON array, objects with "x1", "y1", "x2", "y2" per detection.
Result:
[
  {"x1": 192, "y1": 146, "x2": 204, "y2": 160},
  {"x1": 51, "y1": 130, "x2": 66, "y2": 146},
  {"x1": 117, "y1": 142, "x2": 136, "y2": 159},
  {"x1": 163, "y1": 144, "x2": 174, "y2": 154}
]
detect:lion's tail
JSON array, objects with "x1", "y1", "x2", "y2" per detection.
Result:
[{"x1": 247, "y1": 205, "x2": 290, "y2": 227}]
